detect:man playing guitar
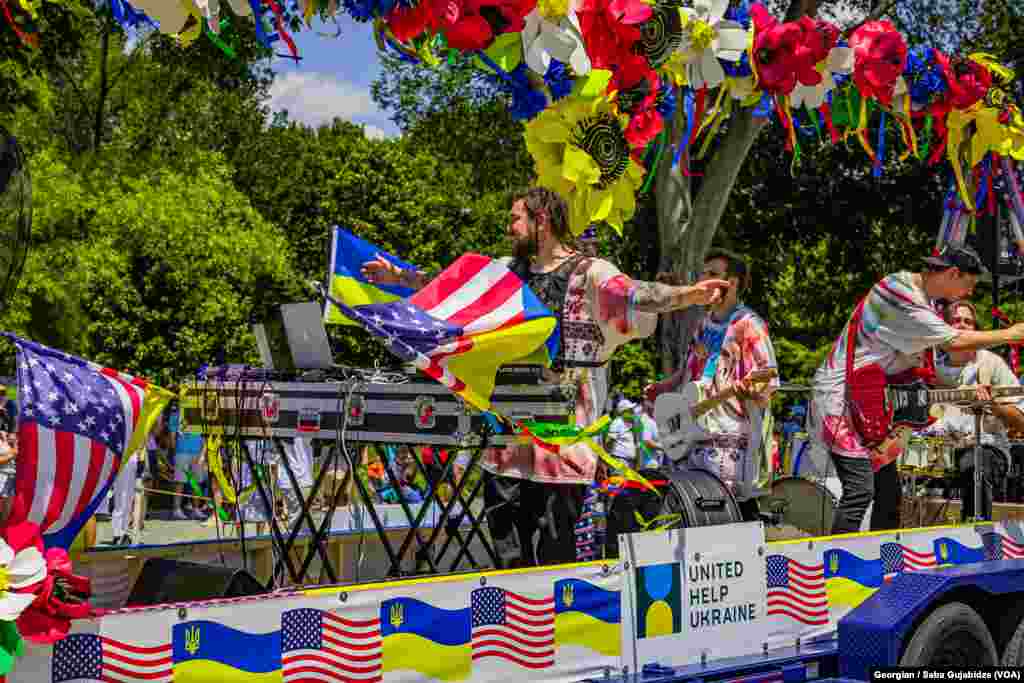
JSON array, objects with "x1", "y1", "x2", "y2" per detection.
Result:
[
  {"x1": 809, "y1": 244, "x2": 1024, "y2": 534},
  {"x1": 930, "y1": 299, "x2": 1024, "y2": 521},
  {"x1": 645, "y1": 249, "x2": 780, "y2": 522}
]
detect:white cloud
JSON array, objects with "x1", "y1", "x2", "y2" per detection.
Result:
[
  {"x1": 362, "y1": 124, "x2": 391, "y2": 140},
  {"x1": 268, "y1": 72, "x2": 380, "y2": 128}
]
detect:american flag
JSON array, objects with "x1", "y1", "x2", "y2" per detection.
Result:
[
  {"x1": 881, "y1": 542, "x2": 937, "y2": 579},
  {"x1": 470, "y1": 586, "x2": 555, "y2": 670},
  {"x1": 765, "y1": 555, "x2": 828, "y2": 626},
  {"x1": 281, "y1": 608, "x2": 382, "y2": 683},
  {"x1": 51, "y1": 633, "x2": 172, "y2": 683},
  {"x1": 5, "y1": 335, "x2": 169, "y2": 549},
  {"x1": 333, "y1": 253, "x2": 557, "y2": 412},
  {"x1": 982, "y1": 532, "x2": 1024, "y2": 561}
]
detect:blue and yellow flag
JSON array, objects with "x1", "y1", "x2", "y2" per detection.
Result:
[
  {"x1": 554, "y1": 578, "x2": 621, "y2": 656},
  {"x1": 172, "y1": 621, "x2": 281, "y2": 682},
  {"x1": 824, "y1": 548, "x2": 883, "y2": 610},
  {"x1": 324, "y1": 226, "x2": 419, "y2": 326},
  {"x1": 934, "y1": 537, "x2": 986, "y2": 566},
  {"x1": 380, "y1": 597, "x2": 472, "y2": 681}
]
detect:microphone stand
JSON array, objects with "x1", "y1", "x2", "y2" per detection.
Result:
[{"x1": 964, "y1": 401, "x2": 990, "y2": 523}]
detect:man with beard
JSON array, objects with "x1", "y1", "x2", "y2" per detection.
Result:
[{"x1": 362, "y1": 186, "x2": 727, "y2": 567}]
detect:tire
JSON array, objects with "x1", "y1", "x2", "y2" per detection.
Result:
[
  {"x1": 899, "y1": 602, "x2": 999, "y2": 667},
  {"x1": 1001, "y1": 614, "x2": 1024, "y2": 666}
]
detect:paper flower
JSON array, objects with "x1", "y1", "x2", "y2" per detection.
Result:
[
  {"x1": 525, "y1": 83, "x2": 646, "y2": 235},
  {"x1": 848, "y1": 19, "x2": 908, "y2": 105},
  {"x1": 934, "y1": 52, "x2": 992, "y2": 111},
  {"x1": 675, "y1": 0, "x2": 749, "y2": 90},
  {"x1": 576, "y1": 0, "x2": 652, "y2": 69},
  {"x1": 521, "y1": 4, "x2": 591, "y2": 77},
  {"x1": 789, "y1": 20, "x2": 853, "y2": 110},
  {"x1": 633, "y1": 0, "x2": 685, "y2": 68},
  {"x1": 609, "y1": 54, "x2": 663, "y2": 150},
  {"x1": 0, "y1": 524, "x2": 46, "y2": 624},
  {"x1": 385, "y1": 1, "x2": 437, "y2": 41},
  {"x1": 749, "y1": 3, "x2": 803, "y2": 96},
  {"x1": 1, "y1": 522, "x2": 96, "y2": 645},
  {"x1": 903, "y1": 46, "x2": 948, "y2": 108}
]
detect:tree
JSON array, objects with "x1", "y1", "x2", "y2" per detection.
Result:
[{"x1": 0, "y1": 147, "x2": 300, "y2": 379}]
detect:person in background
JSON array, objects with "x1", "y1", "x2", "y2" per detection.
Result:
[
  {"x1": 169, "y1": 402, "x2": 208, "y2": 520},
  {"x1": 0, "y1": 431, "x2": 16, "y2": 523}
]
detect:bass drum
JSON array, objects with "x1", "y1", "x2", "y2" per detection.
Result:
[
  {"x1": 767, "y1": 477, "x2": 839, "y2": 537},
  {"x1": 604, "y1": 467, "x2": 743, "y2": 559}
]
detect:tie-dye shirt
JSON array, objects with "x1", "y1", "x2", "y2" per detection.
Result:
[{"x1": 810, "y1": 272, "x2": 957, "y2": 459}]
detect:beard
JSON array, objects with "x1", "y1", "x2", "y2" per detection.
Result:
[{"x1": 511, "y1": 234, "x2": 539, "y2": 261}]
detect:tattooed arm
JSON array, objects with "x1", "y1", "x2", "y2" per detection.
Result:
[
  {"x1": 361, "y1": 255, "x2": 434, "y2": 291},
  {"x1": 630, "y1": 278, "x2": 729, "y2": 313}
]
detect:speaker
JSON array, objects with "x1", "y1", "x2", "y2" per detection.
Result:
[{"x1": 126, "y1": 558, "x2": 268, "y2": 607}]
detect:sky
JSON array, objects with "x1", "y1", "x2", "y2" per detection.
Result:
[{"x1": 265, "y1": 16, "x2": 401, "y2": 138}]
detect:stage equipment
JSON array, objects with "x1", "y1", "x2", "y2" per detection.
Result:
[
  {"x1": 125, "y1": 558, "x2": 267, "y2": 606},
  {"x1": 603, "y1": 467, "x2": 744, "y2": 558},
  {"x1": 180, "y1": 368, "x2": 576, "y2": 586},
  {"x1": 766, "y1": 476, "x2": 837, "y2": 537}
]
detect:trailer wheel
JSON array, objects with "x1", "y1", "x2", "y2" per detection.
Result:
[
  {"x1": 899, "y1": 602, "x2": 998, "y2": 667},
  {"x1": 1001, "y1": 613, "x2": 1024, "y2": 666}
]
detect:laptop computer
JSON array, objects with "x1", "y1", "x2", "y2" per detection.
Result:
[{"x1": 252, "y1": 302, "x2": 334, "y2": 372}]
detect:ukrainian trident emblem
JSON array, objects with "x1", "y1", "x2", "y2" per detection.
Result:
[
  {"x1": 829, "y1": 552, "x2": 838, "y2": 575},
  {"x1": 184, "y1": 625, "x2": 201, "y2": 656},
  {"x1": 562, "y1": 583, "x2": 574, "y2": 609},
  {"x1": 389, "y1": 602, "x2": 404, "y2": 629},
  {"x1": 939, "y1": 542, "x2": 949, "y2": 562}
]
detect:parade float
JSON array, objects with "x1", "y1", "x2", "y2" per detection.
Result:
[{"x1": 1, "y1": 0, "x2": 1024, "y2": 680}]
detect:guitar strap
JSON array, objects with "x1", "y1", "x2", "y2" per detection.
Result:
[{"x1": 700, "y1": 305, "x2": 745, "y2": 382}]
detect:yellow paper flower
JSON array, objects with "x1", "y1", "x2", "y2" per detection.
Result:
[{"x1": 525, "y1": 92, "x2": 646, "y2": 236}]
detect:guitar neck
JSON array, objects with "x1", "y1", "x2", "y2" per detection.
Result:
[{"x1": 924, "y1": 385, "x2": 1024, "y2": 404}]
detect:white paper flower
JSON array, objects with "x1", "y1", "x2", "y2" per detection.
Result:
[
  {"x1": 789, "y1": 46, "x2": 854, "y2": 110},
  {"x1": 0, "y1": 538, "x2": 46, "y2": 622},
  {"x1": 127, "y1": 0, "x2": 193, "y2": 33},
  {"x1": 676, "y1": 0, "x2": 749, "y2": 90},
  {"x1": 521, "y1": 6, "x2": 591, "y2": 78}
]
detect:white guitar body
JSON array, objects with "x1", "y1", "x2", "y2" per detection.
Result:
[{"x1": 654, "y1": 382, "x2": 713, "y2": 463}]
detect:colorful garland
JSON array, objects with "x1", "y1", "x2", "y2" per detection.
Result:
[{"x1": 10, "y1": 0, "x2": 1022, "y2": 234}]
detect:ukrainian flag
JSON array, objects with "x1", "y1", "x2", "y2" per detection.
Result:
[
  {"x1": 380, "y1": 597, "x2": 472, "y2": 681},
  {"x1": 934, "y1": 537, "x2": 986, "y2": 567},
  {"x1": 554, "y1": 578, "x2": 621, "y2": 657},
  {"x1": 324, "y1": 226, "x2": 420, "y2": 326},
  {"x1": 172, "y1": 620, "x2": 281, "y2": 682},
  {"x1": 824, "y1": 548, "x2": 883, "y2": 610}
]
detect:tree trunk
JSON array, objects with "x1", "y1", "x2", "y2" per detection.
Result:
[
  {"x1": 93, "y1": 13, "x2": 111, "y2": 151},
  {"x1": 652, "y1": 0, "x2": 881, "y2": 373}
]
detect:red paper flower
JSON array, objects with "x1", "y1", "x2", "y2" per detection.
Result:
[
  {"x1": 385, "y1": 1, "x2": 438, "y2": 42},
  {"x1": 750, "y1": 3, "x2": 803, "y2": 96},
  {"x1": 625, "y1": 110, "x2": 663, "y2": 153},
  {"x1": 577, "y1": 0, "x2": 652, "y2": 69},
  {"x1": 792, "y1": 16, "x2": 839, "y2": 87},
  {"x1": 848, "y1": 20, "x2": 908, "y2": 105},
  {"x1": 934, "y1": 51, "x2": 992, "y2": 111},
  {"x1": 1, "y1": 521, "x2": 100, "y2": 645}
]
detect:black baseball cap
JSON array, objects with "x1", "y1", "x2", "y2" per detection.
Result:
[{"x1": 923, "y1": 244, "x2": 988, "y2": 276}]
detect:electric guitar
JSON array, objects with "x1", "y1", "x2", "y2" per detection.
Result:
[
  {"x1": 653, "y1": 368, "x2": 779, "y2": 462},
  {"x1": 870, "y1": 381, "x2": 1024, "y2": 471}
]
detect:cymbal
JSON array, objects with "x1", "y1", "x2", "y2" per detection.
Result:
[{"x1": 776, "y1": 383, "x2": 811, "y2": 392}]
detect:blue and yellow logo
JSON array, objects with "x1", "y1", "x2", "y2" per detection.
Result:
[{"x1": 634, "y1": 563, "x2": 682, "y2": 639}]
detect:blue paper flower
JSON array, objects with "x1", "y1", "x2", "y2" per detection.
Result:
[
  {"x1": 904, "y1": 46, "x2": 948, "y2": 107},
  {"x1": 723, "y1": 0, "x2": 750, "y2": 28},
  {"x1": 655, "y1": 77, "x2": 676, "y2": 120},
  {"x1": 494, "y1": 64, "x2": 549, "y2": 121},
  {"x1": 343, "y1": 0, "x2": 398, "y2": 21},
  {"x1": 544, "y1": 60, "x2": 574, "y2": 102},
  {"x1": 721, "y1": 51, "x2": 752, "y2": 78}
]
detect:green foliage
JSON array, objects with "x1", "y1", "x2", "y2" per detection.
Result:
[{"x1": 0, "y1": 147, "x2": 299, "y2": 379}]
